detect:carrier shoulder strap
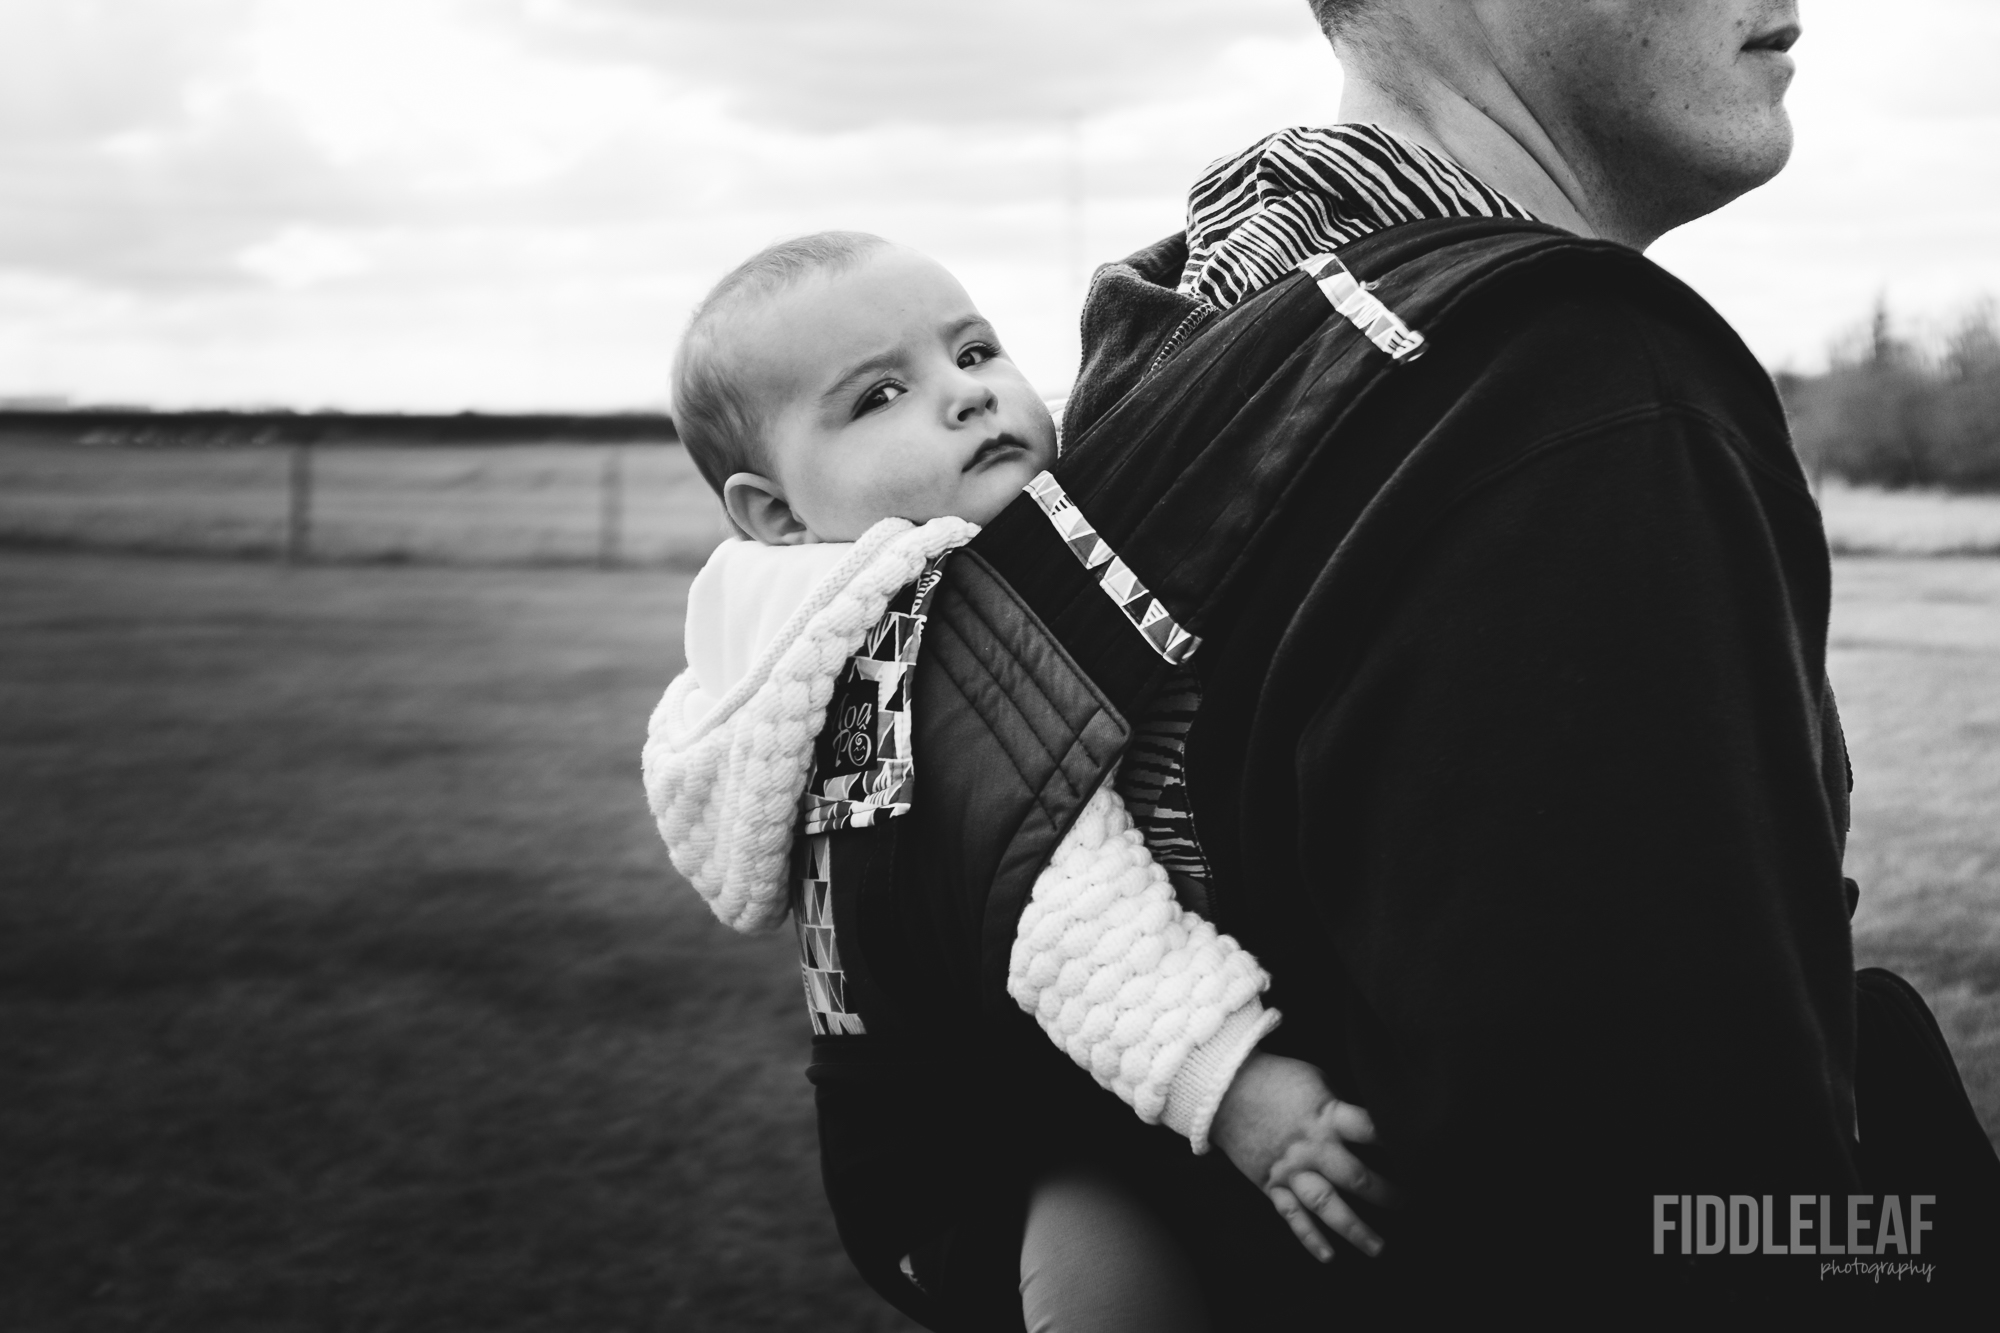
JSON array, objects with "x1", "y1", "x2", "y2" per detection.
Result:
[{"x1": 903, "y1": 217, "x2": 1717, "y2": 1013}]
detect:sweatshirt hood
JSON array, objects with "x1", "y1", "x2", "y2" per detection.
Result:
[
  {"x1": 642, "y1": 516, "x2": 977, "y2": 934},
  {"x1": 1063, "y1": 232, "x2": 1202, "y2": 450},
  {"x1": 683, "y1": 538, "x2": 854, "y2": 706}
]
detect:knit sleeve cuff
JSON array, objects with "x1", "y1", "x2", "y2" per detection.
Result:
[{"x1": 1159, "y1": 1000, "x2": 1282, "y2": 1155}]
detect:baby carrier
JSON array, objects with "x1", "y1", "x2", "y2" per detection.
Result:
[{"x1": 778, "y1": 218, "x2": 1999, "y2": 1327}]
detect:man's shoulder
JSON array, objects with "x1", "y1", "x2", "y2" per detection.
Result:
[
  {"x1": 1191, "y1": 221, "x2": 1783, "y2": 445},
  {"x1": 1067, "y1": 220, "x2": 1780, "y2": 466},
  {"x1": 1342, "y1": 227, "x2": 1793, "y2": 473},
  {"x1": 1051, "y1": 222, "x2": 1806, "y2": 647}
]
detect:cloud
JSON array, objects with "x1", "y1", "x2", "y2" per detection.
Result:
[
  {"x1": 238, "y1": 224, "x2": 372, "y2": 288},
  {"x1": 0, "y1": 0, "x2": 1994, "y2": 408},
  {"x1": 0, "y1": 0, "x2": 1345, "y2": 407},
  {"x1": 533, "y1": 0, "x2": 1319, "y2": 131},
  {"x1": 0, "y1": 0, "x2": 392, "y2": 291}
]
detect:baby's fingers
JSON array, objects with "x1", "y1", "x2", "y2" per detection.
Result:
[
  {"x1": 1327, "y1": 1099, "x2": 1377, "y2": 1145},
  {"x1": 1266, "y1": 1184, "x2": 1336, "y2": 1263},
  {"x1": 1287, "y1": 1169, "x2": 1385, "y2": 1259},
  {"x1": 1271, "y1": 1139, "x2": 1399, "y2": 1210}
]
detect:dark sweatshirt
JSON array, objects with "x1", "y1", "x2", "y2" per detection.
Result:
[
  {"x1": 816, "y1": 221, "x2": 1865, "y2": 1326},
  {"x1": 1065, "y1": 223, "x2": 1862, "y2": 1310}
]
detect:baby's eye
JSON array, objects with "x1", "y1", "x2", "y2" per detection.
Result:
[
  {"x1": 855, "y1": 381, "x2": 908, "y2": 415},
  {"x1": 957, "y1": 342, "x2": 998, "y2": 369}
]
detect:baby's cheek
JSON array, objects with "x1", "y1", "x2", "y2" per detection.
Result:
[
  {"x1": 961, "y1": 463, "x2": 1040, "y2": 526},
  {"x1": 847, "y1": 466, "x2": 957, "y2": 529},
  {"x1": 809, "y1": 478, "x2": 898, "y2": 541}
]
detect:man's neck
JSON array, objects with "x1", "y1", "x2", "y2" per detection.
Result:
[{"x1": 1336, "y1": 51, "x2": 1649, "y2": 250}]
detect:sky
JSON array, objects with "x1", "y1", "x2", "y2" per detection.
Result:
[{"x1": 1, "y1": 0, "x2": 1996, "y2": 412}]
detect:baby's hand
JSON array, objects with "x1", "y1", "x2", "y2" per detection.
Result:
[{"x1": 1209, "y1": 1052, "x2": 1396, "y2": 1263}]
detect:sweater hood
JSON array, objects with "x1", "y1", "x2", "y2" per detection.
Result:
[
  {"x1": 682, "y1": 538, "x2": 854, "y2": 704},
  {"x1": 642, "y1": 516, "x2": 977, "y2": 933}
]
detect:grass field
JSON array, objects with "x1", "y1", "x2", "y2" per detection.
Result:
[
  {"x1": 0, "y1": 551, "x2": 919, "y2": 1333},
  {"x1": 1, "y1": 545, "x2": 1994, "y2": 1330},
  {"x1": 1819, "y1": 479, "x2": 2000, "y2": 556},
  {"x1": 1834, "y1": 559, "x2": 2000, "y2": 1134}
]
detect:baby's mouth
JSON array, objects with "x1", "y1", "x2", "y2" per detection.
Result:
[{"x1": 965, "y1": 434, "x2": 1027, "y2": 472}]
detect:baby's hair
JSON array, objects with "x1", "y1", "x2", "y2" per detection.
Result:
[{"x1": 671, "y1": 230, "x2": 891, "y2": 498}]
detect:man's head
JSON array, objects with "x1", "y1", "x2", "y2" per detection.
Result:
[
  {"x1": 1319, "y1": 1, "x2": 1802, "y2": 247},
  {"x1": 671, "y1": 234, "x2": 1057, "y2": 545}
]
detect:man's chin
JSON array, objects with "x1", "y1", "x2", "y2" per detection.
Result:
[
  {"x1": 1716, "y1": 110, "x2": 1796, "y2": 202},
  {"x1": 1648, "y1": 112, "x2": 1794, "y2": 240}
]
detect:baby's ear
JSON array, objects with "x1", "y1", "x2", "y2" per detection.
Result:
[{"x1": 723, "y1": 472, "x2": 815, "y2": 546}]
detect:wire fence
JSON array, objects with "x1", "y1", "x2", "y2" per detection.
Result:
[
  {"x1": 0, "y1": 439, "x2": 730, "y2": 568},
  {"x1": 5, "y1": 440, "x2": 2000, "y2": 567}
]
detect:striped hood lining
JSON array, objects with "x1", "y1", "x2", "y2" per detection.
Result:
[{"x1": 1178, "y1": 123, "x2": 1536, "y2": 311}]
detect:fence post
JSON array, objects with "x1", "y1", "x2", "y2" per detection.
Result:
[
  {"x1": 286, "y1": 442, "x2": 313, "y2": 564},
  {"x1": 598, "y1": 446, "x2": 624, "y2": 568}
]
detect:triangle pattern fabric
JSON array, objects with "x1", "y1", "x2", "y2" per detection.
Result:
[{"x1": 1025, "y1": 471, "x2": 1202, "y2": 667}]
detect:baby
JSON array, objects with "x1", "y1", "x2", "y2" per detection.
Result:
[{"x1": 644, "y1": 232, "x2": 1387, "y2": 1329}]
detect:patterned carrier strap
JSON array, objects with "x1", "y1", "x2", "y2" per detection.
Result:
[
  {"x1": 1297, "y1": 252, "x2": 1429, "y2": 363},
  {"x1": 790, "y1": 556, "x2": 950, "y2": 1037},
  {"x1": 1023, "y1": 472, "x2": 1202, "y2": 665},
  {"x1": 1021, "y1": 472, "x2": 1218, "y2": 891}
]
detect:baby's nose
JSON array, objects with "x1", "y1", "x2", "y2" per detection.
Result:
[{"x1": 952, "y1": 382, "x2": 998, "y2": 421}]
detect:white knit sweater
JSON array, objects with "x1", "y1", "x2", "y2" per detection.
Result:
[{"x1": 643, "y1": 517, "x2": 1277, "y2": 1152}]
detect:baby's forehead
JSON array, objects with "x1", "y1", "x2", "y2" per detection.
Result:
[
  {"x1": 726, "y1": 251, "x2": 987, "y2": 396},
  {"x1": 780, "y1": 245, "x2": 967, "y2": 321},
  {"x1": 762, "y1": 257, "x2": 944, "y2": 332}
]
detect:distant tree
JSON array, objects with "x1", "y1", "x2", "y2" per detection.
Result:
[
  {"x1": 1781, "y1": 296, "x2": 2000, "y2": 492},
  {"x1": 1943, "y1": 299, "x2": 2000, "y2": 381},
  {"x1": 1868, "y1": 295, "x2": 1902, "y2": 367}
]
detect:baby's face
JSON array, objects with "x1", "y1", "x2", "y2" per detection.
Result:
[{"x1": 731, "y1": 246, "x2": 1058, "y2": 542}]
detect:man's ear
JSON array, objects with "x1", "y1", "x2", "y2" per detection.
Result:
[{"x1": 723, "y1": 472, "x2": 816, "y2": 545}]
